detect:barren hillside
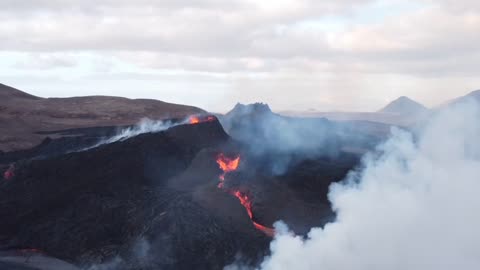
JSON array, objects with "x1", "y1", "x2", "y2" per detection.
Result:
[{"x1": 0, "y1": 83, "x2": 204, "y2": 151}]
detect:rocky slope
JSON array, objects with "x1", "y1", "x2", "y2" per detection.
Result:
[{"x1": 0, "y1": 117, "x2": 361, "y2": 269}]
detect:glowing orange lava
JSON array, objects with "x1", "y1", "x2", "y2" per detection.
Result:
[
  {"x1": 216, "y1": 154, "x2": 240, "y2": 188},
  {"x1": 233, "y1": 190, "x2": 253, "y2": 218},
  {"x1": 188, "y1": 115, "x2": 216, "y2": 125},
  {"x1": 216, "y1": 153, "x2": 275, "y2": 237},
  {"x1": 189, "y1": 116, "x2": 200, "y2": 124},
  {"x1": 217, "y1": 154, "x2": 240, "y2": 173}
]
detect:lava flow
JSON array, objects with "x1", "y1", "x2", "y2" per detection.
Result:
[
  {"x1": 216, "y1": 153, "x2": 240, "y2": 187},
  {"x1": 189, "y1": 115, "x2": 216, "y2": 125},
  {"x1": 216, "y1": 153, "x2": 275, "y2": 237}
]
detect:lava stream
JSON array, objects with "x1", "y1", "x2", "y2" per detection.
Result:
[
  {"x1": 216, "y1": 153, "x2": 275, "y2": 237},
  {"x1": 231, "y1": 190, "x2": 275, "y2": 237},
  {"x1": 253, "y1": 222, "x2": 275, "y2": 237}
]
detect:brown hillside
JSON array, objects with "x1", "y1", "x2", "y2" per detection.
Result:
[{"x1": 0, "y1": 83, "x2": 205, "y2": 151}]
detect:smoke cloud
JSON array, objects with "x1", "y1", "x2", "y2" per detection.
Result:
[
  {"x1": 84, "y1": 238, "x2": 154, "y2": 270},
  {"x1": 100, "y1": 118, "x2": 178, "y2": 144},
  {"x1": 244, "y1": 100, "x2": 480, "y2": 269},
  {"x1": 220, "y1": 103, "x2": 380, "y2": 175},
  {"x1": 82, "y1": 118, "x2": 186, "y2": 151}
]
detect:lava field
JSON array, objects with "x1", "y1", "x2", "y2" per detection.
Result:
[{"x1": 0, "y1": 115, "x2": 365, "y2": 270}]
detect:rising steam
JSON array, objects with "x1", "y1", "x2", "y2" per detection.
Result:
[
  {"x1": 84, "y1": 115, "x2": 215, "y2": 150},
  {"x1": 227, "y1": 100, "x2": 480, "y2": 270},
  {"x1": 94, "y1": 118, "x2": 177, "y2": 147},
  {"x1": 220, "y1": 103, "x2": 378, "y2": 175}
]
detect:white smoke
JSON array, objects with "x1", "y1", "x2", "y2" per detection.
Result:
[
  {"x1": 83, "y1": 118, "x2": 185, "y2": 151},
  {"x1": 102, "y1": 118, "x2": 179, "y2": 144},
  {"x1": 84, "y1": 238, "x2": 152, "y2": 270},
  {"x1": 253, "y1": 101, "x2": 480, "y2": 270}
]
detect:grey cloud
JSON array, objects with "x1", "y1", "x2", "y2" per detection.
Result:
[
  {"x1": 0, "y1": 0, "x2": 365, "y2": 55},
  {"x1": 1, "y1": 0, "x2": 480, "y2": 112},
  {"x1": 12, "y1": 53, "x2": 77, "y2": 69},
  {"x1": 2, "y1": 0, "x2": 478, "y2": 78}
]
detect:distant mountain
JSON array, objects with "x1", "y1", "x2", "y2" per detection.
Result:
[
  {"x1": 225, "y1": 102, "x2": 273, "y2": 118},
  {"x1": 0, "y1": 83, "x2": 205, "y2": 151},
  {"x1": 281, "y1": 96, "x2": 430, "y2": 127},
  {"x1": 443, "y1": 90, "x2": 480, "y2": 108},
  {"x1": 221, "y1": 102, "x2": 274, "y2": 129},
  {"x1": 379, "y1": 96, "x2": 428, "y2": 115}
]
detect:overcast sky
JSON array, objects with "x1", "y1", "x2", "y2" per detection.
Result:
[{"x1": 1, "y1": 0, "x2": 479, "y2": 112}]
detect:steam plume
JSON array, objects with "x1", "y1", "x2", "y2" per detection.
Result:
[
  {"x1": 245, "y1": 101, "x2": 480, "y2": 270},
  {"x1": 98, "y1": 118, "x2": 177, "y2": 145},
  {"x1": 220, "y1": 103, "x2": 371, "y2": 175},
  {"x1": 82, "y1": 118, "x2": 187, "y2": 151}
]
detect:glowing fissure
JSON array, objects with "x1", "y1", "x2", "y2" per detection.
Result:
[
  {"x1": 189, "y1": 115, "x2": 216, "y2": 125},
  {"x1": 216, "y1": 154, "x2": 240, "y2": 188},
  {"x1": 216, "y1": 153, "x2": 275, "y2": 237}
]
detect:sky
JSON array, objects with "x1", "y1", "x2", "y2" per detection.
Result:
[{"x1": 1, "y1": 0, "x2": 479, "y2": 112}]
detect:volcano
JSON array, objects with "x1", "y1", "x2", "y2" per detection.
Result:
[
  {"x1": 379, "y1": 96, "x2": 428, "y2": 115},
  {"x1": 0, "y1": 112, "x2": 363, "y2": 269},
  {"x1": 0, "y1": 117, "x2": 272, "y2": 269}
]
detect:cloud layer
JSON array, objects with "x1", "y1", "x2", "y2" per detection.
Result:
[{"x1": 1, "y1": 0, "x2": 480, "y2": 111}]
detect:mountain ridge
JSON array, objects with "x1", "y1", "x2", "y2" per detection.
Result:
[
  {"x1": 444, "y1": 89, "x2": 480, "y2": 107},
  {"x1": 0, "y1": 83, "x2": 205, "y2": 151}
]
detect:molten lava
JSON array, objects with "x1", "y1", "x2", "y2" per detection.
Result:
[
  {"x1": 189, "y1": 116, "x2": 200, "y2": 124},
  {"x1": 233, "y1": 190, "x2": 253, "y2": 219},
  {"x1": 216, "y1": 153, "x2": 240, "y2": 188},
  {"x1": 3, "y1": 165, "x2": 14, "y2": 180},
  {"x1": 217, "y1": 154, "x2": 240, "y2": 173},
  {"x1": 216, "y1": 153, "x2": 275, "y2": 237},
  {"x1": 188, "y1": 115, "x2": 216, "y2": 125},
  {"x1": 231, "y1": 190, "x2": 275, "y2": 237}
]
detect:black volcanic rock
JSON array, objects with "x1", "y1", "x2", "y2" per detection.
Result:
[
  {"x1": 0, "y1": 114, "x2": 365, "y2": 270},
  {"x1": 0, "y1": 125, "x2": 125, "y2": 166},
  {"x1": 0, "y1": 119, "x2": 271, "y2": 269},
  {"x1": 225, "y1": 152, "x2": 361, "y2": 235}
]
